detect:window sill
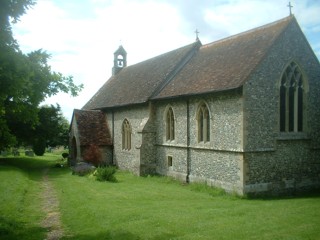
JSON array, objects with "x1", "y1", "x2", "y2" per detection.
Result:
[
  {"x1": 197, "y1": 141, "x2": 211, "y2": 146},
  {"x1": 277, "y1": 132, "x2": 310, "y2": 141}
]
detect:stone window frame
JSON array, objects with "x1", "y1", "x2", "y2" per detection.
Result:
[
  {"x1": 164, "y1": 106, "x2": 175, "y2": 141},
  {"x1": 197, "y1": 101, "x2": 211, "y2": 143},
  {"x1": 279, "y1": 61, "x2": 308, "y2": 133},
  {"x1": 167, "y1": 155, "x2": 173, "y2": 169},
  {"x1": 122, "y1": 118, "x2": 132, "y2": 150}
]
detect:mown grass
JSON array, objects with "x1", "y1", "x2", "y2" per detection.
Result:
[
  {"x1": 1, "y1": 155, "x2": 320, "y2": 240},
  {"x1": 0, "y1": 154, "x2": 59, "y2": 240},
  {"x1": 55, "y1": 173, "x2": 320, "y2": 240}
]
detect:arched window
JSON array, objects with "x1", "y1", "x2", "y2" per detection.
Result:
[
  {"x1": 117, "y1": 55, "x2": 124, "y2": 67},
  {"x1": 279, "y1": 62, "x2": 305, "y2": 132},
  {"x1": 166, "y1": 107, "x2": 175, "y2": 141},
  {"x1": 122, "y1": 119, "x2": 131, "y2": 150},
  {"x1": 197, "y1": 103, "x2": 210, "y2": 143}
]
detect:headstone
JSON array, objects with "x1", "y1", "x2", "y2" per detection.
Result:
[
  {"x1": 13, "y1": 149, "x2": 20, "y2": 156},
  {"x1": 1, "y1": 151, "x2": 7, "y2": 157},
  {"x1": 25, "y1": 150, "x2": 34, "y2": 157}
]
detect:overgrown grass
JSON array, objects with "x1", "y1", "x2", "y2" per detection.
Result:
[{"x1": 1, "y1": 155, "x2": 320, "y2": 240}]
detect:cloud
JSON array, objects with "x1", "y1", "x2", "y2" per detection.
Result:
[{"x1": 12, "y1": 0, "x2": 320, "y2": 121}]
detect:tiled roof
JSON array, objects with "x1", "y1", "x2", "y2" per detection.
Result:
[
  {"x1": 154, "y1": 16, "x2": 294, "y2": 99},
  {"x1": 73, "y1": 109, "x2": 112, "y2": 146},
  {"x1": 83, "y1": 42, "x2": 200, "y2": 109},
  {"x1": 83, "y1": 16, "x2": 294, "y2": 109}
]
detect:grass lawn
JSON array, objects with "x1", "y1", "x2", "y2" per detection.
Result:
[
  {"x1": 0, "y1": 154, "x2": 57, "y2": 239},
  {"x1": 1, "y1": 154, "x2": 320, "y2": 240}
]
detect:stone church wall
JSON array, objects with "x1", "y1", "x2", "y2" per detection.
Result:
[
  {"x1": 139, "y1": 131, "x2": 157, "y2": 175},
  {"x1": 244, "y1": 18, "x2": 320, "y2": 151},
  {"x1": 188, "y1": 149, "x2": 243, "y2": 193},
  {"x1": 100, "y1": 146, "x2": 113, "y2": 166},
  {"x1": 188, "y1": 93, "x2": 243, "y2": 151},
  {"x1": 243, "y1": 19, "x2": 320, "y2": 194},
  {"x1": 244, "y1": 141, "x2": 320, "y2": 195},
  {"x1": 154, "y1": 92, "x2": 244, "y2": 193},
  {"x1": 96, "y1": 19, "x2": 319, "y2": 195},
  {"x1": 154, "y1": 100, "x2": 189, "y2": 180},
  {"x1": 156, "y1": 145, "x2": 188, "y2": 181},
  {"x1": 108, "y1": 104, "x2": 151, "y2": 175},
  {"x1": 69, "y1": 117, "x2": 81, "y2": 163}
]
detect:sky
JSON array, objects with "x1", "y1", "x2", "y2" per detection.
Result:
[{"x1": 12, "y1": 0, "x2": 320, "y2": 121}]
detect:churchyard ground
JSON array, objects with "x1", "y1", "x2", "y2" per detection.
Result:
[{"x1": 0, "y1": 153, "x2": 320, "y2": 240}]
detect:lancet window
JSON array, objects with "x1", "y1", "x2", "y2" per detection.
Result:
[
  {"x1": 166, "y1": 107, "x2": 175, "y2": 141},
  {"x1": 122, "y1": 119, "x2": 132, "y2": 150},
  {"x1": 280, "y1": 62, "x2": 305, "y2": 132},
  {"x1": 197, "y1": 103, "x2": 210, "y2": 143}
]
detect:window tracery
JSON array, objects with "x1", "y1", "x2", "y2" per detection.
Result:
[
  {"x1": 197, "y1": 103, "x2": 210, "y2": 142},
  {"x1": 280, "y1": 62, "x2": 305, "y2": 132},
  {"x1": 122, "y1": 119, "x2": 131, "y2": 150}
]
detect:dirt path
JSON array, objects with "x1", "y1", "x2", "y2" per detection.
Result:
[{"x1": 41, "y1": 168, "x2": 64, "y2": 240}]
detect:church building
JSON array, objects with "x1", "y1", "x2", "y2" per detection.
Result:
[{"x1": 70, "y1": 16, "x2": 320, "y2": 195}]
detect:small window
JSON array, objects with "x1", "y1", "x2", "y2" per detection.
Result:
[
  {"x1": 197, "y1": 103, "x2": 210, "y2": 143},
  {"x1": 122, "y1": 119, "x2": 131, "y2": 150},
  {"x1": 279, "y1": 62, "x2": 305, "y2": 132},
  {"x1": 165, "y1": 107, "x2": 175, "y2": 141},
  {"x1": 167, "y1": 156, "x2": 173, "y2": 167}
]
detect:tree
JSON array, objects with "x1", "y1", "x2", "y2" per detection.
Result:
[
  {"x1": 29, "y1": 104, "x2": 69, "y2": 155},
  {"x1": 35, "y1": 105, "x2": 69, "y2": 146},
  {"x1": 0, "y1": 0, "x2": 83, "y2": 150}
]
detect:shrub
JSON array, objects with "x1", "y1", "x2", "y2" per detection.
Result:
[
  {"x1": 62, "y1": 152, "x2": 69, "y2": 159},
  {"x1": 83, "y1": 144, "x2": 102, "y2": 167},
  {"x1": 32, "y1": 139, "x2": 46, "y2": 156},
  {"x1": 54, "y1": 163, "x2": 63, "y2": 168},
  {"x1": 95, "y1": 166, "x2": 117, "y2": 182}
]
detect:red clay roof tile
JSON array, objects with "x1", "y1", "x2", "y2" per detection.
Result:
[
  {"x1": 83, "y1": 42, "x2": 200, "y2": 109},
  {"x1": 83, "y1": 16, "x2": 294, "y2": 109},
  {"x1": 74, "y1": 109, "x2": 112, "y2": 146},
  {"x1": 154, "y1": 16, "x2": 294, "y2": 99}
]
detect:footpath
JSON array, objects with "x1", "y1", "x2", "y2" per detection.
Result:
[{"x1": 41, "y1": 169, "x2": 64, "y2": 240}]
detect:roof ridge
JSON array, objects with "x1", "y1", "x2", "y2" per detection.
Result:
[
  {"x1": 202, "y1": 16, "x2": 294, "y2": 49},
  {"x1": 150, "y1": 41, "x2": 202, "y2": 98},
  {"x1": 126, "y1": 41, "x2": 201, "y2": 69},
  {"x1": 76, "y1": 108, "x2": 103, "y2": 113}
]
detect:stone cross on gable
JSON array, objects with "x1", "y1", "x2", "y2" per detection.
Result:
[
  {"x1": 287, "y1": 2, "x2": 293, "y2": 16},
  {"x1": 195, "y1": 29, "x2": 200, "y2": 41}
]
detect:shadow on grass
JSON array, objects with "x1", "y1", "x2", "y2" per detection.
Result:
[
  {"x1": 0, "y1": 216, "x2": 46, "y2": 240},
  {"x1": 245, "y1": 190, "x2": 320, "y2": 201},
  {"x1": 63, "y1": 230, "x2": 178, "y2": 240},
  {"x1": 0, "y1": 157, "x2": 70, "y2": 181}
]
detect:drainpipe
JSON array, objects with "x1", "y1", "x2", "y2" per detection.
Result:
[
  {"x1": 186, "y1": 99, "x2": 191, "y2": 183},
  {"x1": 111, "y1": 110, "x2": 115, "y2": 166}
]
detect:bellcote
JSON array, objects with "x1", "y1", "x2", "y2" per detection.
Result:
[{"x1": 112, "y1": 45, "x2": 127, "y2": 76}]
